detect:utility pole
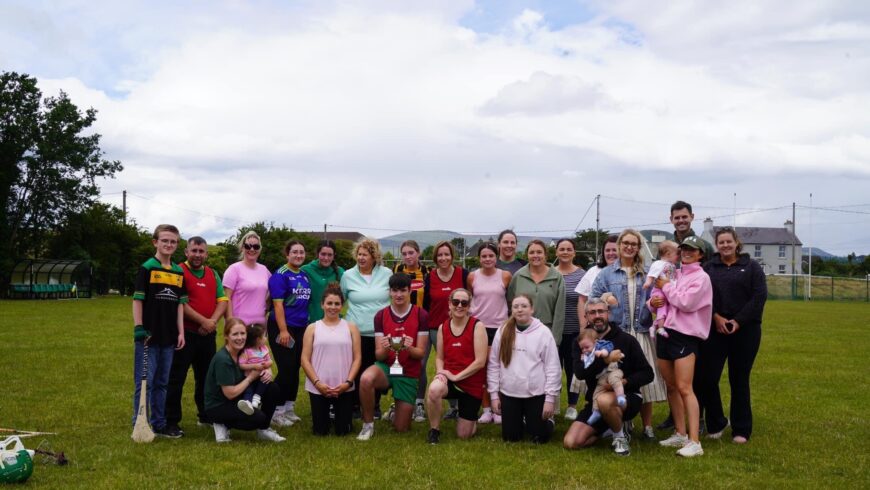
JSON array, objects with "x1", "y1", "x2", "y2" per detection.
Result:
[
  {"x1": 808, "y1": 193, "x2": 813, "y2": 300},
  {"x1": 122, "y1": 190, "x2": 127, "y2": 225},
  {"x1": 323, "y1": 223, "x2": 327, "y2": 241},
  {"x1": 791, "y1": 202, "x2": 797, "y2": 298},
  {"x1": 595, "y1": 194, "x2": 601, "y2": 258}
]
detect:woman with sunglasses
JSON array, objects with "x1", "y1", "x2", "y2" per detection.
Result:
[
  {"x1": 223, "y1": 231, "x2": 271, "y2": 325},
  {"x1": 591, "y1": 229, "x2": 666, "y2": 440},
  {"x1": 425, "y1": 289, "x2": 488, "y2": 444},
  {"x1": 422, "y1": 241, "x2": 469, "y2": 419},
  {"x1": 468, "y1": 241, "x2": 511, "y2": 424}
]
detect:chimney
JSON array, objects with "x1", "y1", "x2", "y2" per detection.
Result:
[
  {"x1": 784, "y1": 219, "x2": 794, "y2": 235},
  {"x1": 704, "y1": 217, "x2": 714, "y2": 236}
]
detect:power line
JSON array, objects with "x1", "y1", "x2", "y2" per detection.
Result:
[
  {"x1": 572, "y1": 197, "x2": 597, "y2": 232},
  {"x1": 797, "y1": 205, "x2": 870, "y2": 215}
]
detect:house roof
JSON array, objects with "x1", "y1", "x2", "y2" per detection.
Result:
[
  {"x1": 713, "y1": 226, "x2": 802, "y2": 246},
  {"x1": 302, "y1": 231, "x2": 365, "y2": 242}
]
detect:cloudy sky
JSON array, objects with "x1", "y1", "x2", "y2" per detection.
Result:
[{"x1": 3, "y1": 0, "x2": 869, "y2": 254}]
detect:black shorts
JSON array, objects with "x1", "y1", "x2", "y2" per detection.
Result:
[
  {"x1": 486, "y1": 328, "x2": 498, "y2": 346},
  {"x1": 576, "y1": 392, "x2": 643, "y2": 435},
  {"x1": 656, "y1": 329, "x2": 700, "y2": 361},
  {"x1": 446, "y1": 381, "x2": 483, "y2": 421}
]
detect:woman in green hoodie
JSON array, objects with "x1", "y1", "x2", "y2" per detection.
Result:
[
  {"x1": 301, "y1": 240, "x2": 345, "y2": 323},
  {"x1": 507, "y1": 240, "x2": 565, "y2": 346}
]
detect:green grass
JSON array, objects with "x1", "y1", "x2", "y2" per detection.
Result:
[{"x1": 0, "y1": 298, "x2": 867, "y2": 488}]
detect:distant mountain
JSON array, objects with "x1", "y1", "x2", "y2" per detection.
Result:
[{"x1": 803, "y1": 247, "x2": 836, "y2": 259}]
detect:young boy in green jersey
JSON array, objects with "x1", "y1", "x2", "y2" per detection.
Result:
[{"x1": 132, "y1": 224, "x2": 188, "y2": 438}]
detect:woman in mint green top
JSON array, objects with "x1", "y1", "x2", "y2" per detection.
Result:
[{"x1": 301, "y1": 240, "x2": 345, "y2": 322}]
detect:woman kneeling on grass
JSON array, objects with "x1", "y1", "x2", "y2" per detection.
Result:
[
  {"x1": 488, "y1": 294, "x2": 561, "y2": 444},
  {"x1": 426, "y1": 288, "x2": 488, "y2": 444},
  {"x1": 301, "y1": 286, "x2": 362, "y2": 436},
  {"x1": 649, "y1": 236, "x2": 712, "y2": 457},
  {"x1": 204, "y1": 318, "x2": 285, "y2": 443}
]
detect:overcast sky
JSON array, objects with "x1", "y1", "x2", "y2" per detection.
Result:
[{"x1": 3, "y1": 0, "x2": 869, "y2": 255}]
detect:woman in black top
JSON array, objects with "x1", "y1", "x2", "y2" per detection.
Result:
[{"x1": 700, "y1": 228, "x2": 767, "y2": 444}]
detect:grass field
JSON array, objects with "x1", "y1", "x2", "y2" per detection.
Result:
[{"x1": 0, "y1": 297, "x2": 867, "y2": 489}]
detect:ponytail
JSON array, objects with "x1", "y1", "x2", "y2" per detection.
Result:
[{"x1": 499, "y1": 316, "x2": 517, "y2": 367}]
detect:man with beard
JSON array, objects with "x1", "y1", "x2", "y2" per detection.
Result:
[
  {"x1": 563, "y1": 298, "x2": 653, "y2": 456},
  {"x1": 165, "y1": 236, "x2": 229, "y2": 434}
]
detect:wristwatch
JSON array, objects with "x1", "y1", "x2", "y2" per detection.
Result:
[{"x1": 345, "y1": 379, "x2": 355, "y2": 388}]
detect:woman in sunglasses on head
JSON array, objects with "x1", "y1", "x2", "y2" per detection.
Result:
[
  {"x1": 424, "y1": 289, "x2": 488, "y2": 444},
  {"x1": 223, "y1": 231, "x2": 272, "y2": 326}
]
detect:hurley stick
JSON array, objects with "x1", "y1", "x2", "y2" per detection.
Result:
[{"x1": 131, "y1": 342, "x2": 155, "y2": 443}]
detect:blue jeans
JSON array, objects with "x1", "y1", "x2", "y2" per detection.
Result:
[{"x1": 132, "y1": 341, "x2": 175, "y2": 429}]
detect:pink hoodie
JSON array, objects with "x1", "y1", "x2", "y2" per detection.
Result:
[
  {"x1": 659, "y1": 262, "x2": 713, "y2": 340},
  {"x1": 487, "y1": 317, "x2": 561, "y2": 404}
]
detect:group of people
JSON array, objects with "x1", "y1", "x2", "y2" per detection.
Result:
[{"x1": 131, "y1": 200, "x2": 767, "y2": 457}]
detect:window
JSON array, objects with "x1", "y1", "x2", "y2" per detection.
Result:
[
  {"x1": 778, "y1": 245, "x2": 786, "y2": 258},
  {"x1": 779, "y1": 264, "x2": 786, "y2": 274},
  {"x1": 754, "y1": 245, "x2": 762, "y2": 258}
]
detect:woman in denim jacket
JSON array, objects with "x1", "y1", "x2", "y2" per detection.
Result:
[{"x1": 591, "y1": 229, "x2": 666, "y2": 439}]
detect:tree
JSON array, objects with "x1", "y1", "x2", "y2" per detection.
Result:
[
  {"x1": 574, "y1": 228, "x2": 611, "y2": 269},
  {"x1": 46, "y1": 203, "x2": 150, "y2": 295},
  {"x1": 1, "y1": 71, "x2": 122, "y2": 292}
]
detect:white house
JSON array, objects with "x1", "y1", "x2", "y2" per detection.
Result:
[{"x1": 701, "y1": 218, "x2": 803, "y2": 275}]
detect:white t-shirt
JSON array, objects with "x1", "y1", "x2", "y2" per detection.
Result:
[
  {"x1": 647, "y1": 260, "x2": 676, "y2": 280},
  {"x1": 574, "y1": 266, "x2": 601, "y2": 297}
]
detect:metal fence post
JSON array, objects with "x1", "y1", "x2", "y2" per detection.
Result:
[{"x1": 831, "y1": 276, "x2": 834, "y2": 301}]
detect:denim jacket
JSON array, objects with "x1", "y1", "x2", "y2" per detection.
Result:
[{"x1": 590, "y1": 262, "x2": 652, "y2": 334}]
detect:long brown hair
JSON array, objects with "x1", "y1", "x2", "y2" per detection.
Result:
[{"x1": 499, "y1": 294, "x2": 534, "y2": 368}]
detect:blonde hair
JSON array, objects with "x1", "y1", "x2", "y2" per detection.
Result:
[
  {"x1": 354, "y1": 237, "x2": 382, "y2": 266},
  {"x1": 657, "y1": 240, "x2": 679, "y2": 259},
  {"x1": 617, "y1": 229, "x2": 645, "y2": 276},
  {"x1": 237, "y1": 231, "x2": 262, "y2": 261},
  {"x1": 499, "y1": 294, "x2": 534, "y2": 368}
]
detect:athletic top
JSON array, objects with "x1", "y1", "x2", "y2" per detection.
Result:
[
  {"x1": 180, "y1": 262, "x2": 227, "y2": 332},
  {"x1": 305, "y1": 319, "x2": 355, "y2": 394},
  {"x1": 441, "y1": 317, "x2": 485, "y2": 399},
  {"x1": 204, "y1": 347, "x2": 244, "y2": 411},
  {"x1": 394, "y1": 263, "x2": 428, "y2": 308},
  {"x1": 268, "y1": 264, "x2": 312, "y2": 328},
  {"x1": 374, "y1": 305, "x2": 429, "y2": 379},
  {"x1": 133, "y1": 257, "x2": 188, "y2": 346},
  {"x1": 496, "y1": 258, "x2": 526, "y2": 276},
  {"x1": 223, "y1": 261, "x2": 271, "y2": 325},
  {"x1": 423, "y1": 267, "x2": 468, "y2": 329},
  {"x1": 469, "y1": 269, "x2": 508, "y2": 329},
  {"x1": 300, "y1": 260, "x2": 345, "y2": 323}
]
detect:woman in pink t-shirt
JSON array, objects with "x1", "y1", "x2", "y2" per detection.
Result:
[{"x1": 223, "y1": 231, "x2": 271, "y2": 325}]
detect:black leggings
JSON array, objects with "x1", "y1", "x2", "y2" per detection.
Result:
[
  {"x1": 309, "y1": 391, "x2": 354, "y2": 436},
  {"x1": 268, "y1": 320, "x2": 305, "y2": 404},
  {"x1": 353, "y1": 336, "x2": 377, "y2": 409},
  {"x1": 559, "y1": 332, "x2": 580, "y2": 405},
  {"x1": 205, "y1": 382, "x2": 280, "y2": 431},
  {"x1": 499, "y1": 393, "x2": 554, "y2": 444},
  {"x1": 699, "y1": 325, "x2": 762, "y2": 439}
]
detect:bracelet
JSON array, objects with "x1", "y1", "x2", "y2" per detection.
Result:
[
  {"x1": 345, "y1": 379, "x2": 354, "y2": 388},
  {"x1": 313, "y1": 379, "x2": 320, "y2": 386}
]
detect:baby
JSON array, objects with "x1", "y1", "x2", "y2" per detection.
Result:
[
  {"x1": 645, "y1": 240, "x2": 679, "y2": 338},
  {"x1": 579, "y1": 329, "x2": 625, "y2": 425},
  {"x1": 237, "y1": 323, "x2": 273, "y2": 415}
]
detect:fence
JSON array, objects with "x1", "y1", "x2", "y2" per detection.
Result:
[{"x1": 767, "y1": 274, "x2": 870, "y2": 301}]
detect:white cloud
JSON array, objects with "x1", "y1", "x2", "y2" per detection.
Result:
[{"x1": 4, "y1": 1, "x2": 870, "y2": 254}]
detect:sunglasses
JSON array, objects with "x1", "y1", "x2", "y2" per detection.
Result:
[
  {"x1": 450, "y1": 299, "x2": 470, "y2": 307},
  {"x1": 243, "y1": 243, "x2": 261, "y2": 251}
]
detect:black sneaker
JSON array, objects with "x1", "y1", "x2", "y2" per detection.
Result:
[
  {"x1": 427, "y1": 428, "x2": 441, "y2": 445},
  {"x1": 155, "y1": 425, "x2": 183, "y2": 438},
  {"x1": 656, "y1": 414, "x2": 675, "y2": 430}
]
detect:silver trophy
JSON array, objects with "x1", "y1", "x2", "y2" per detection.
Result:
[{"x1": 388, "y1": 336, "x2": 405, "y2": 375}]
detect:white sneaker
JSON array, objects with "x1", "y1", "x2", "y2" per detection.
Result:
[
  {"x1": 707, "y1": 419, "x2": 730, "y2": 440},
  {"x1": 564, "y1": 407, "x2": 578, "y2": 421},
  {"x1": 478, "y1": 411, "x2": 494, "y2": 424},
  {"x1": 612, "y1": 436, "x2": 630, "y2": 456},
  {"x1": 677, "y1": 440, "x2": 704, "y2": 457},
  {"x1": 213, "y1": 423, "x2": 231, "y2": 443},
  {"x1": 492, "y1": 413, "x2": 502, "y2": 425},
  {"x1": 271, "y1": 412, "x2": 294, "y2": 428},
  {"x1": 413, "y1": 403, "x2": 426, "y2": 422},
  {"x1": 357, "y1": 424, "x2": 374, "y2": 441},
  {"x1": 385, "y1": 403, "x2": 396, "y2": 423},
  {"x1": 284, "y1": 408, "x2": 302, "y2": 423},
  {"x1": 257, "y1": 428, "x2": 286, "y2": 442},
  {"x1": 237, "y1": 400, "x2": 255, "y2": 416},
  {"x1": 659, "y1": 432, "x2": 689, "y2": 448}
]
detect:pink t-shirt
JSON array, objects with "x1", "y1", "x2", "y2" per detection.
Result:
[
  {"x1": 223, "y1": 261, "x2": 271, "y2": 325},
  {"x1": 239, "y1": 345, "x2": 271, "y2": 367}
]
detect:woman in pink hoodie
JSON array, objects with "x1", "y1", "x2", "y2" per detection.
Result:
[
  {"x1": 650, "y1": 236, "x2": 713, "y2": 458},
  {"x1": 488, "y1": 294, "x2": 561, "y2": 443}
]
